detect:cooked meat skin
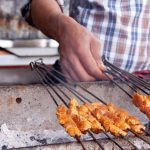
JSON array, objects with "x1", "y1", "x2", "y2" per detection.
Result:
[
  {"x1": 56, "y1": 105, "x2": 82, "y2": 137},
  {"x1": 56, "y1": 99, "x2": 145, "y2": 138},
  {"x1": 133, "y1": 92, "x2": 150, "y2": 119},
  {"x1": 68, "y1": 99, "x2": 92, "y2": 134},
  {"x1": 78, "y1": 105, "x2": 104, "y2": 133}
]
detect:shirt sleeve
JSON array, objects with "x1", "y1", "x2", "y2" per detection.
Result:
[
  {"x1": 21, "y1": 0, "x2": 65, "y2": 27},
  {"x1": 21, "y1": 0, "x2": 35, "y2": 27}
]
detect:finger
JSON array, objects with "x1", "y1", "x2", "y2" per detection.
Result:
[
  {"x1": 60, "y1": 58, "x2": 80, "y2": 82},
  {"x1": 64, "y1": 65, "x2": 80, "y2": 82},
  {"x1": 63, "y1": 69, "x2": 73, "y2": 83},
  {"x1": 66, "y1": 53, "x2": 95, "y2": 81},
  {"x1": 90, "y1": 38, "x2": 106, "y2": 71},
  {"x1": 76, "y1": 44, "x2": 107, "y2": 79}
]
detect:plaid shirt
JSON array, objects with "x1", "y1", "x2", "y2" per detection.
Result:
[{"x1": 22, "y1": 0, "x2": 150, "y2": 72}]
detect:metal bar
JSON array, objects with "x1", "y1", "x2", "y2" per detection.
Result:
[
  {"x1": 36, "y1": 68, "x2": 68, "y2": 107},
  {"x1": 103, "y1": 58, "x2": 150, "y2": 90},
  {"x1": 34, "y1": 67, "x2": 87, "y2": 150},
  {"x1": 106, "y1": 69, "x2": 138, "y2": 92},
  {"x1": 130, "y1": 131, "x2": 150, "y2": 145},
  {"x1": 46, "y1": 66, "x2": 143, "y2": 149},
  {"x1": 37, "y1": 68, "x2": 107, "y2": 150},
  {"x1": 88, "y1": 132, "x2": 105, "y2": 150},
  {"x1": 37, "y1": 65, "x2": 113, "y2": 150},
  {"x1": 34, "y1": 68, "x2": 59, "y2": 107},
  {"x1": 48, "y1": 66, "x2": 150, "y2": 148},
  {"x1": 102, "y1": 72, "x2": 132, "y2": 98},
  {"x1": 107, "y1": 66, "x2": 149, "y2": 95},
  {"x1": 47, "y1": 65, "x2": 107, "y2": 105},
  {"x1": 35, "y1": 63, "x2": 127, "y2": 150},
  {"x1": 38, "y1": 66, "x2": 88, "y2": 104},
  {"x1": 39, "y1": 63, "x2": 106, "y2": 104},
  {"x1": 123, "y1": 136, "x2": 139, "y2": 150},
  {"x1": 37, "y1": 66, "x2": 92, "y2": 103},
  {"x1": 32, "y1": 61, "x2": 150, "y2": 149},
  {"x1": 103, "y1": 133, "x2": 124, "y2": 150}
]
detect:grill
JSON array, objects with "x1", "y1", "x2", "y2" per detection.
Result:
[{"x1": 28, "y1": 58, "x2": 150, "y2": 150}]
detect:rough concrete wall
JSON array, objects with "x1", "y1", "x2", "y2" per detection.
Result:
[{"x1": 0, "y1": 0, "x2": 46, "y2": 39}]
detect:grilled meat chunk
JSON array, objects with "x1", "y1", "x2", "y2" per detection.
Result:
[
  {"x1": 56, "y1": 105, "x2": 82, "y2": 137},
  {"x1": 133, "y1": 92, "x2": 150, "y2": 119},
  {"x1": 56, "y1": 99, "x2": 145, "y2": 138}
]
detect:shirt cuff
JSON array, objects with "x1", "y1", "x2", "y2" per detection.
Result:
[{"x1": 21, "y1": 0, "x2": 35, "y2": 27}]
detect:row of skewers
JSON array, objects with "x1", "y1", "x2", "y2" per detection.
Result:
[{"x1": 56, "y1": 94, "x2": 146, "y2": 138}]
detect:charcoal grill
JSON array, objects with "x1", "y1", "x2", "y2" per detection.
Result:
[{"x1": 0, "y1": 58, "x2": 150, "y2": 150}]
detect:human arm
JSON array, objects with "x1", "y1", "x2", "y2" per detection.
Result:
[{"x1": 30, "y1": 0, "x2": 107, "y2": 81}]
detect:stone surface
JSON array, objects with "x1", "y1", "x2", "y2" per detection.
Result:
[
  {"x1": 0, "y1": 0, "x2": 46, "y2": 39},
  {"x1": 0, "y1": 82, "x2": 149, "y2": 149}
]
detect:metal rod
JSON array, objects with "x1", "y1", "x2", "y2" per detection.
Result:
[
  {"x1": 36, "y1": 68, "x2": 68, "y2": 107},
  {"x1": 38, "y1": 66, "x2": 89, "y2": 104},
  {"x1": 38, "y1": 66, "x2": 92, "y2": 103},
  {"x1": 37, "y1": 65, "x2": 118, "y2": 149},
  {"x1": 107, "y1": 66, "x2": 149, "y2": 95},
  {"x1": 34, "y1": 64, "x2": 105, "y2": 150},
  {"x1": 130, "y1": 131, "x2": 150, "y2": 145},
  {"x1": 102, "y1": 72, "x2": 132, "y2": 98},
  {"x1": 38, "y1": 65, "x2": 107, "y2": 105},
  {"x1": 76, "y1": 136, "x2": 87, "y2": 150},
  {"x1": 32, "y1": 61, "x2": 150, "y2": 149},
  {"x1": 47, "y1": 65, "x2": 107, "y2": 105},
  {"x1": 103, "y1": 58, "x2": 150, "y2": 90},
  {"x1": 88, "y1": 131, "x2": 105, "y2": 150},
  {"x1": 35, "y1": 63, "x2": 127, "y2": 149},
  {"x1": 34, "y1": 68, "x2": 59, "y2": 107},
  {"x1": 34, "y1": 67, "x2": 87, "y2": 150},
  {"x1": 106, "y1": 69, "x2": 138, "y2": 92},
  {"x1": 48, "y1": 66, "x2": 150, "y2": 148},
  {"x1": 123, "y1": 136, "x2": 140, "y2": 150},
  {"x1": 103, "y1": 133, "x2": 124, "y2": 150}
]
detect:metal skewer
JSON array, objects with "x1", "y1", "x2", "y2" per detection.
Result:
[
  {"x1": 33, "y1": 63, "x2": 126, "y2": 150},
  {"x1": 30, "y1": 60, "x2": 150, "y2": 149},
  {"x1": 102, "y1": 57, "x2": 150, "y2": 90}
]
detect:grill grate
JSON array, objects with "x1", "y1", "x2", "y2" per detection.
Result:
[{"x1": 30, "y1": 59, "x2": 150, "y2": 150}]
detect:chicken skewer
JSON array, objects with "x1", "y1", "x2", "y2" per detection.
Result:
[
  {"x1": 107, "y1": 103, "x2": 145, "y2": 134},
  {"x1": 56, "y1": 99, "x2": 145, "y2": 138},
  {"x1": 85, "y1": 102, "x2": 128, "y2": 137},
  {"x1": 56, "y1": 105, "x2": 82, "y2": 137},
  {"x1": 77, "y1": 101, "x2": 105, "y2": 134},
  {"x1": 132, "y1": 92, "x2": 150, "y2": 119},
  {"x1": 68, "y1": 99, "x2": 92, "y2": 134}
]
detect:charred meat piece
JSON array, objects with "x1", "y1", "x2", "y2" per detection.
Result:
[
  {"x1": 78, "y1": 105, "x2": 104, "y2": 134},
  {"x1": 56, "y1": 99, "x2": 145, "y2": 138},
  {"x1": 133, "y1": 92, "x2": 150, "y2": 119},
  {"x1": 68, "y1": 99, "x2": 92, "y2": 134},
  {"x1": 56, "y1": 105, "x2": 82, "y2": 137}
]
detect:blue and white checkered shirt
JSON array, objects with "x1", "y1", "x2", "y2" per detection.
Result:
[{"x1": 22, "y1": 0, "x2": 150, "y2": 72}]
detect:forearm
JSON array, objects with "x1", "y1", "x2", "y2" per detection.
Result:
[{"x1": 31, "y1": 0, "x2": 63, "y2": 41}]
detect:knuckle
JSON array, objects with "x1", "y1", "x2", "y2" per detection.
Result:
[{"x1": 76, "y1": 44, "x2": 83, "y2": 54}]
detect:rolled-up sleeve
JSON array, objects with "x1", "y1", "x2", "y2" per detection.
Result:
[
  {"x1": 21, "y1": 0, "x2": 65, "y2": 27},
  {"x1": 21, "y1": 0, "x2": 35, "y2": 27}
]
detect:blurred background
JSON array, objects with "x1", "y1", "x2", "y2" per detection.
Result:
[
  {"x1": 0, "y1": 0, "x2": 46, "y2": 39},
  {"x1": 0, "y1": 0, "x2": 61, "y2": 85}
]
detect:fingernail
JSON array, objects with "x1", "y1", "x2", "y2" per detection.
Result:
[{"x1": 101, "y1": 64, "x2": 107, "y2": 70}]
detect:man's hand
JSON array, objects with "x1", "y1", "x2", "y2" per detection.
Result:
[
  {"x1": 31, "y1": 0, "x2": 107, "y2": 82},
  {"x1": 58, "y1": 15, "x2": 107, "y2": 82}
]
